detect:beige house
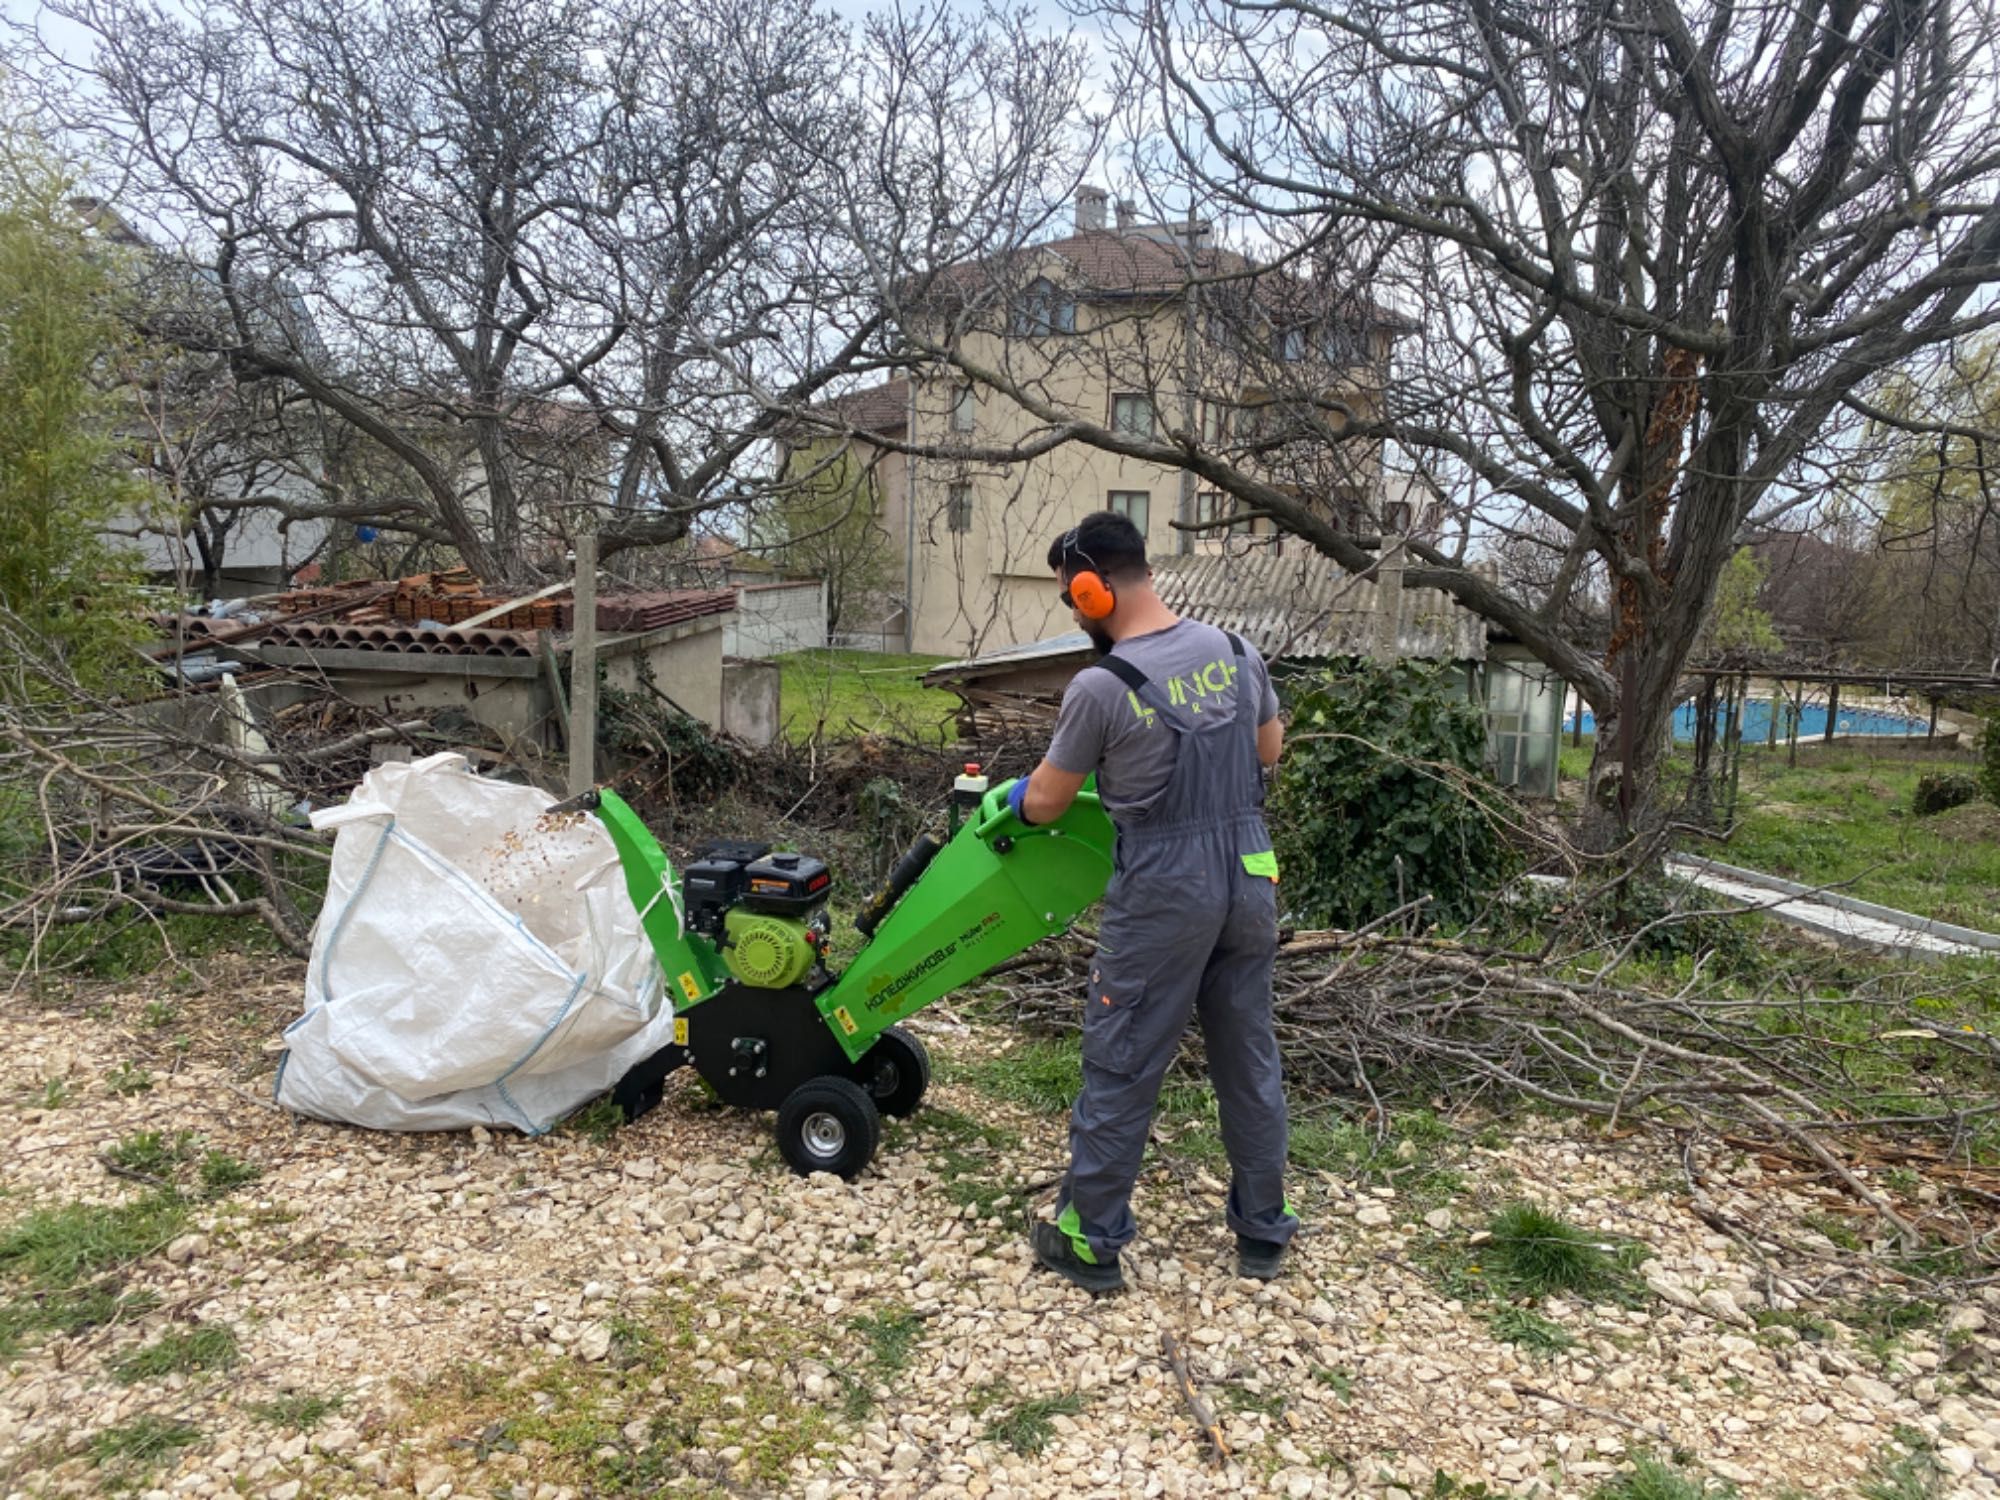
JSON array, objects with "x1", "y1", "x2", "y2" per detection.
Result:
[{"x1": 796, "y1": 190, "x2": 1424, "y2": 658}]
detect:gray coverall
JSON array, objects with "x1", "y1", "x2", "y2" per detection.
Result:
[{"x1": 1053, "y1": 633, "x2": 1298, "y2": 1264}]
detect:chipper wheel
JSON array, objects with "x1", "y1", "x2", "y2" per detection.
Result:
[
  {"x1": 775, "y1": 1076, "x2": 881, "y2": 1179},
  {"x1": 859, "y1": 1026, "x2": 930, "y2": 1119}
]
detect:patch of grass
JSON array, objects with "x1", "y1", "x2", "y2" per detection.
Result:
[
  {"x1": 105, "y1": 1129, "x2": 198, "y2": 1181},
  {"x1": 0, "y1": 905, "x2": 289, "y2": 983},
  {"x1": 1428, "y1": 1474, "x2": 1501, "y2": 1497},
  {"x1": 0, "y1": 1190, "x2": 187, "y2": 1354},
  {"x1": 1312, "y1": 1365, "x2": 1354, "y2": 1403},
  {"x1": 1290, "y1": 1108, "x2": 1465, "y2": 1205},
  {"x1": 1486, "y1": 1302, "x2": 1574, "y2": 1352},
  {"x1": 105, "y1": 1061, "x2": 154, "y2": 1097},
  {"x1": 113, "y1": 1323, "x2": 240, "y2": 1383},
  {"x1": 1219, "y1": 1380, "x2": 1287, "y2": 1417},
  {"x1": 244, "y1": 1391, "x2": 344, "y2": 1432},
  {"x1": 974, "y1": 1385, "x2": 1085, "y2": 1456},
  {"x1": 88, "y1": 1414, "x2": 203, "y2": 1476},
  {"x1": 1722, "y1": 745, "x2": 2000, "y2": 931},
  {"x1": 1859, "y1": 1429, "x2": 1944, "y2": 1500},
  {"x1": 564, "y1": 1095, "x2": 625, "y2": 1145},
  {"x1": 0, "y1": 1190, "x2": 187, "y2": 1290},
  {"x1": 774, "y1": 649, "x2": 956, "y2": 744},
  {"x1": 886, "y1": 1107, "x2": 1025, "y2": 1221},
  {"x1": 35, "y1": 1077, "x2": 70, "y2": 1109},
  {"x1": 1842, "y1": 1293, "x2": 1942, "y2": 1363},
  {"x1": 837, "y1": 1306, "x2": 926, "y2": 1419},
  {"x1": 142, "y1": 999, "x2": 181, "y2": 1029},
  {"x1": 1803, "y1": 1211, "x2": 1866, "y2": 1252},
  {"x1": 953, "y1": 1036, "x2": 1080, "y2": 1114},
  {"x1": 1481, "y1": 1201, "x2": 1647, "y2": 1302},
  {"x1": 1588, "y1": 1451, "x2": 1736, "y2": 1499},
  {"x1": 198, "y1": 1150, "x2": 261, "y2": 1196},
  {"x1": 413, "y1": 1289, "x2": 837, "y2": 1493},
  {"x1": 1154, "y1": 1082, "x2": 1229, "y2": 1167}
]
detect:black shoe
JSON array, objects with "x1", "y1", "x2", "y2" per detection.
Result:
[
  {"x1": 1236, "y1": 1234, "x2": 1286, "y2": 1281},
  {"x1": 1031, "y1": 1221, "x2": 1125, "y2": 1294}
]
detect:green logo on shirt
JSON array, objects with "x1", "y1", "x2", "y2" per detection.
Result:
[{"x1": 1162, "y1": 656, "x2": 1240, "y2": 709}]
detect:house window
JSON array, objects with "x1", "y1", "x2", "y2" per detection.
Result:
[
  {"x1": 1321, "y1": 324, "x2": 1365, "y2": 365},
  {"x1": 1273, "y1": 326, "x2": 1307, "y2": 362},
  {"x1": 946, "y1": 483, "x2": 973, "y2": 532},
  {"x1": 1196, "y1": 490, "x2": 1251, "y2": 538},
  {"x1": 1107, "y1": 490, "x2": 1149, "y2": 536},
  {"x1": 1008, "y1": 277, "x2": 1076, "y2": 336},
  {"x1": 1199, "y1": 402, "x2": 1226, "y2": 446},
  {"x1": 1110, "y1": 393, "x2": 1154, "y2": 438},
  {"x1": 950, "y1": 385, "x2": 976, "y2": 434}
]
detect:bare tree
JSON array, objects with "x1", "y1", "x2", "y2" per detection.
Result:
[
  {"x1": 889, "y1": 0, "x2": 2000, "y2": 847},
  {"x1": 25, "y1": 0, "x2": 1084, "y2": 582}
]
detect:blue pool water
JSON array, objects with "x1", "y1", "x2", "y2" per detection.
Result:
[{"x1": 1567, "y1": 699, "x2": 1928, "y2": 742}]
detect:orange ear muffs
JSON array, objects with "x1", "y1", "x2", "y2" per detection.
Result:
[{"x1": 1067, "y1": 570, "x2": 1116, "y2": 620}]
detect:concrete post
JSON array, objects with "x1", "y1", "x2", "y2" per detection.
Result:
[{"x1": 1372, "y1": 535, "x2": 1405, "y2": 663}]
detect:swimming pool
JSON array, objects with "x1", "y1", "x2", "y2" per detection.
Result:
[{"x1": 1566, "y1": 700, "x2": 1930, "y2": 742}]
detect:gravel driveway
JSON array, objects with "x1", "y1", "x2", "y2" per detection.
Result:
[{"x1": 1, "y1": 967, "x2": 1996, "y2": 1498}]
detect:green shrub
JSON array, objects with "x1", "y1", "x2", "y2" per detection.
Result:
[
  {"x1": 1614, "y1": 876, "x2": 1758, "y2": 970},
  {"x1": 1981, "y1": 718, "x2": 2000, "y2": 809},
  {"x1": 1270, "y1": 660, "x2": 1518, "y2": 928},
  {"x1": 1912, "y1": 772, "x2": 1979, "y2": 817}
]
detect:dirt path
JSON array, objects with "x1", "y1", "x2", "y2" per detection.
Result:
[{"x1": 1, "y1": 966, "x2": 1996, "y2": 1498}]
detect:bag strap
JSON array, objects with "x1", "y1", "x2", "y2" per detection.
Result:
[{"x1": 1088, "y1": 652, "x2": 1148, "y2": 693}]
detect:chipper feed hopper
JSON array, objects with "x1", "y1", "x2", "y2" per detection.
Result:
[{"x1": 582, "y1": 782, "x2": 1113, "y2": 1178}]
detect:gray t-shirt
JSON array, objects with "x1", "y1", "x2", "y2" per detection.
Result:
[{"x1": 1045, "y1": 619, "x2": 1279, "y2": 813}]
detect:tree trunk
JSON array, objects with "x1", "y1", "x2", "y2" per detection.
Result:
[{"x1": 472, "y1": 416, "x2": 523, "y2": 582}]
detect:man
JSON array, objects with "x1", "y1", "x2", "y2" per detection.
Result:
[{"x1": 1002, "y1": 510, "x2": 1296, "y2": 1292}]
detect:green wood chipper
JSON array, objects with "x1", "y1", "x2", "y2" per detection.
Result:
[{"x1": 571, "y1": 780, "x2": 1113, "y2": 1178}]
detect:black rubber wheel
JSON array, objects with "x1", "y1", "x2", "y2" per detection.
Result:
[
  {"x1": 860, "y1": 1026, "x2": 931, "y2": 1119},
  {"x1": 775, "y1": 1076, "x2": 881, "y2": 1180}
]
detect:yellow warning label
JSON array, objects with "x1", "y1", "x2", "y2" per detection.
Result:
[
  {"x1": 673, "y1": 1017, "x2": 689, "y2": 1046},
  {"x1": 677, "y1": 971, "x2": 702, "y2": 1003},
  {"x1": 833, "y1": 1006, "x2": 858, "y2": 1036}
]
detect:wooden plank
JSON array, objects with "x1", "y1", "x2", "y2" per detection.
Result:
[
  {"x1": 539, "y1": 634, "x2": 570, "y2": 748},
  {"x1": 457, "y1": 578, "x2": 579, "y2": 631}
]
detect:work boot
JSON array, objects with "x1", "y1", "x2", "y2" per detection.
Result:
[
  {"x1": 1030, "y1": 1221, "x2": 1125, "y2": 1294},
  {"x1": 1236, "y1": 1234, "x2": 1286, "y2": 1281}
]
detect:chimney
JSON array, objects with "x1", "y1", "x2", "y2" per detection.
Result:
[
  {"x1": 1074, "y1": 187, "x2": 1108, "y2": 234},
  {"x1": 1116, "y1": 199, "x2": 1139, "y2": 232}
]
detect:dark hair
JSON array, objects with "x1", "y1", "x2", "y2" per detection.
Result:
[{"x1": 1046, "y1": 510, "x2": 1149, "y2": 581}]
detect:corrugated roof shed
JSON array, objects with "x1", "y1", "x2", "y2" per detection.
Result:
[
  {"x1": 922, "y1": 550, "x2": 1485, "y2": 741},
  {"x1": 1150, "y1": 551, "x2": 1484, "y2": 663}
]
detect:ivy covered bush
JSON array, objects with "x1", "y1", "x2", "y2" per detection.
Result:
[
  {"x1": 1912, "y1": 771, "x2": 1979, "y2": 817},
  {"x1": 1269, "y1": 660, "x2": 1518, "y2": 928}
]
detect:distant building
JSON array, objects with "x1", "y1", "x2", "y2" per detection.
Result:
[{"x1": 787, "y1": 189, "x2": 1430, "y2": 658}]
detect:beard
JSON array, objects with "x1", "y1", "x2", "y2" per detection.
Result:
[{"x1": 1081, "y1": 619, "x2": 1116, "y2": 656}]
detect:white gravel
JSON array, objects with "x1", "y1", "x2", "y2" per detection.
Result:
[{"x1": 2, "y1": 965, "x2": 1998, "y2": 1498}]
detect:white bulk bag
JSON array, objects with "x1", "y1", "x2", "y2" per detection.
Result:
[{"x1": 275, "y1": 752, "x2": 671, "y2": 1132}]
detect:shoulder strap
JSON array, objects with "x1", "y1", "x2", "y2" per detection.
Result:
[
  {"x1": 1088, "y1": 652, "x2": 1148, "y2": 693},
  {"x1": 1224, "y1": 630, "x2": 1246, "y2": 658}
]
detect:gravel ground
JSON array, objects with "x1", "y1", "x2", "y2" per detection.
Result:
[{"x1": 2, "y1": 962, "x2": 1999, "y2": 1499}]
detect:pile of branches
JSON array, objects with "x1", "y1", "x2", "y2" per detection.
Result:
[
  {"x1": 990, "y1": 893, "x2": 2000, "y2": 1261},
  {"x1": 0, "y1": 614, "x2": 437, "y2": 970}
]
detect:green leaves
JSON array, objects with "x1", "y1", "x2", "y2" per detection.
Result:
[
  {"x1": 0, "y1": 120, "x2": 151, "y2": 702},
  {"x1": 1269, "y1": 660, "x2": 1517, "y2": 929}
]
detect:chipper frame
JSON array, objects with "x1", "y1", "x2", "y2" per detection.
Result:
[{"x1": 585, "y1": 782, "x2": 1113, "y2": 1178}]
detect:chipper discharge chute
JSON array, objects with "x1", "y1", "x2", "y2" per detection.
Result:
[{"x1": 580, "y1": 782, "x2": 1112, "y2": 1178}]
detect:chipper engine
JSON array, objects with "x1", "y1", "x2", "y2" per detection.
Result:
[{"x1": 574, "y1": 780, "x2": 1114, "y2": 1180}]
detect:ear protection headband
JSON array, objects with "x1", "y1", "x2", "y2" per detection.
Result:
[{"x1": 1061, "y1": 530, "x2": 1117, "y2": 620}]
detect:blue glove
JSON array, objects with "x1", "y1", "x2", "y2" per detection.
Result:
[{"x1": 1005, "y1": 775, "x2": 1038, "y2": 826}]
